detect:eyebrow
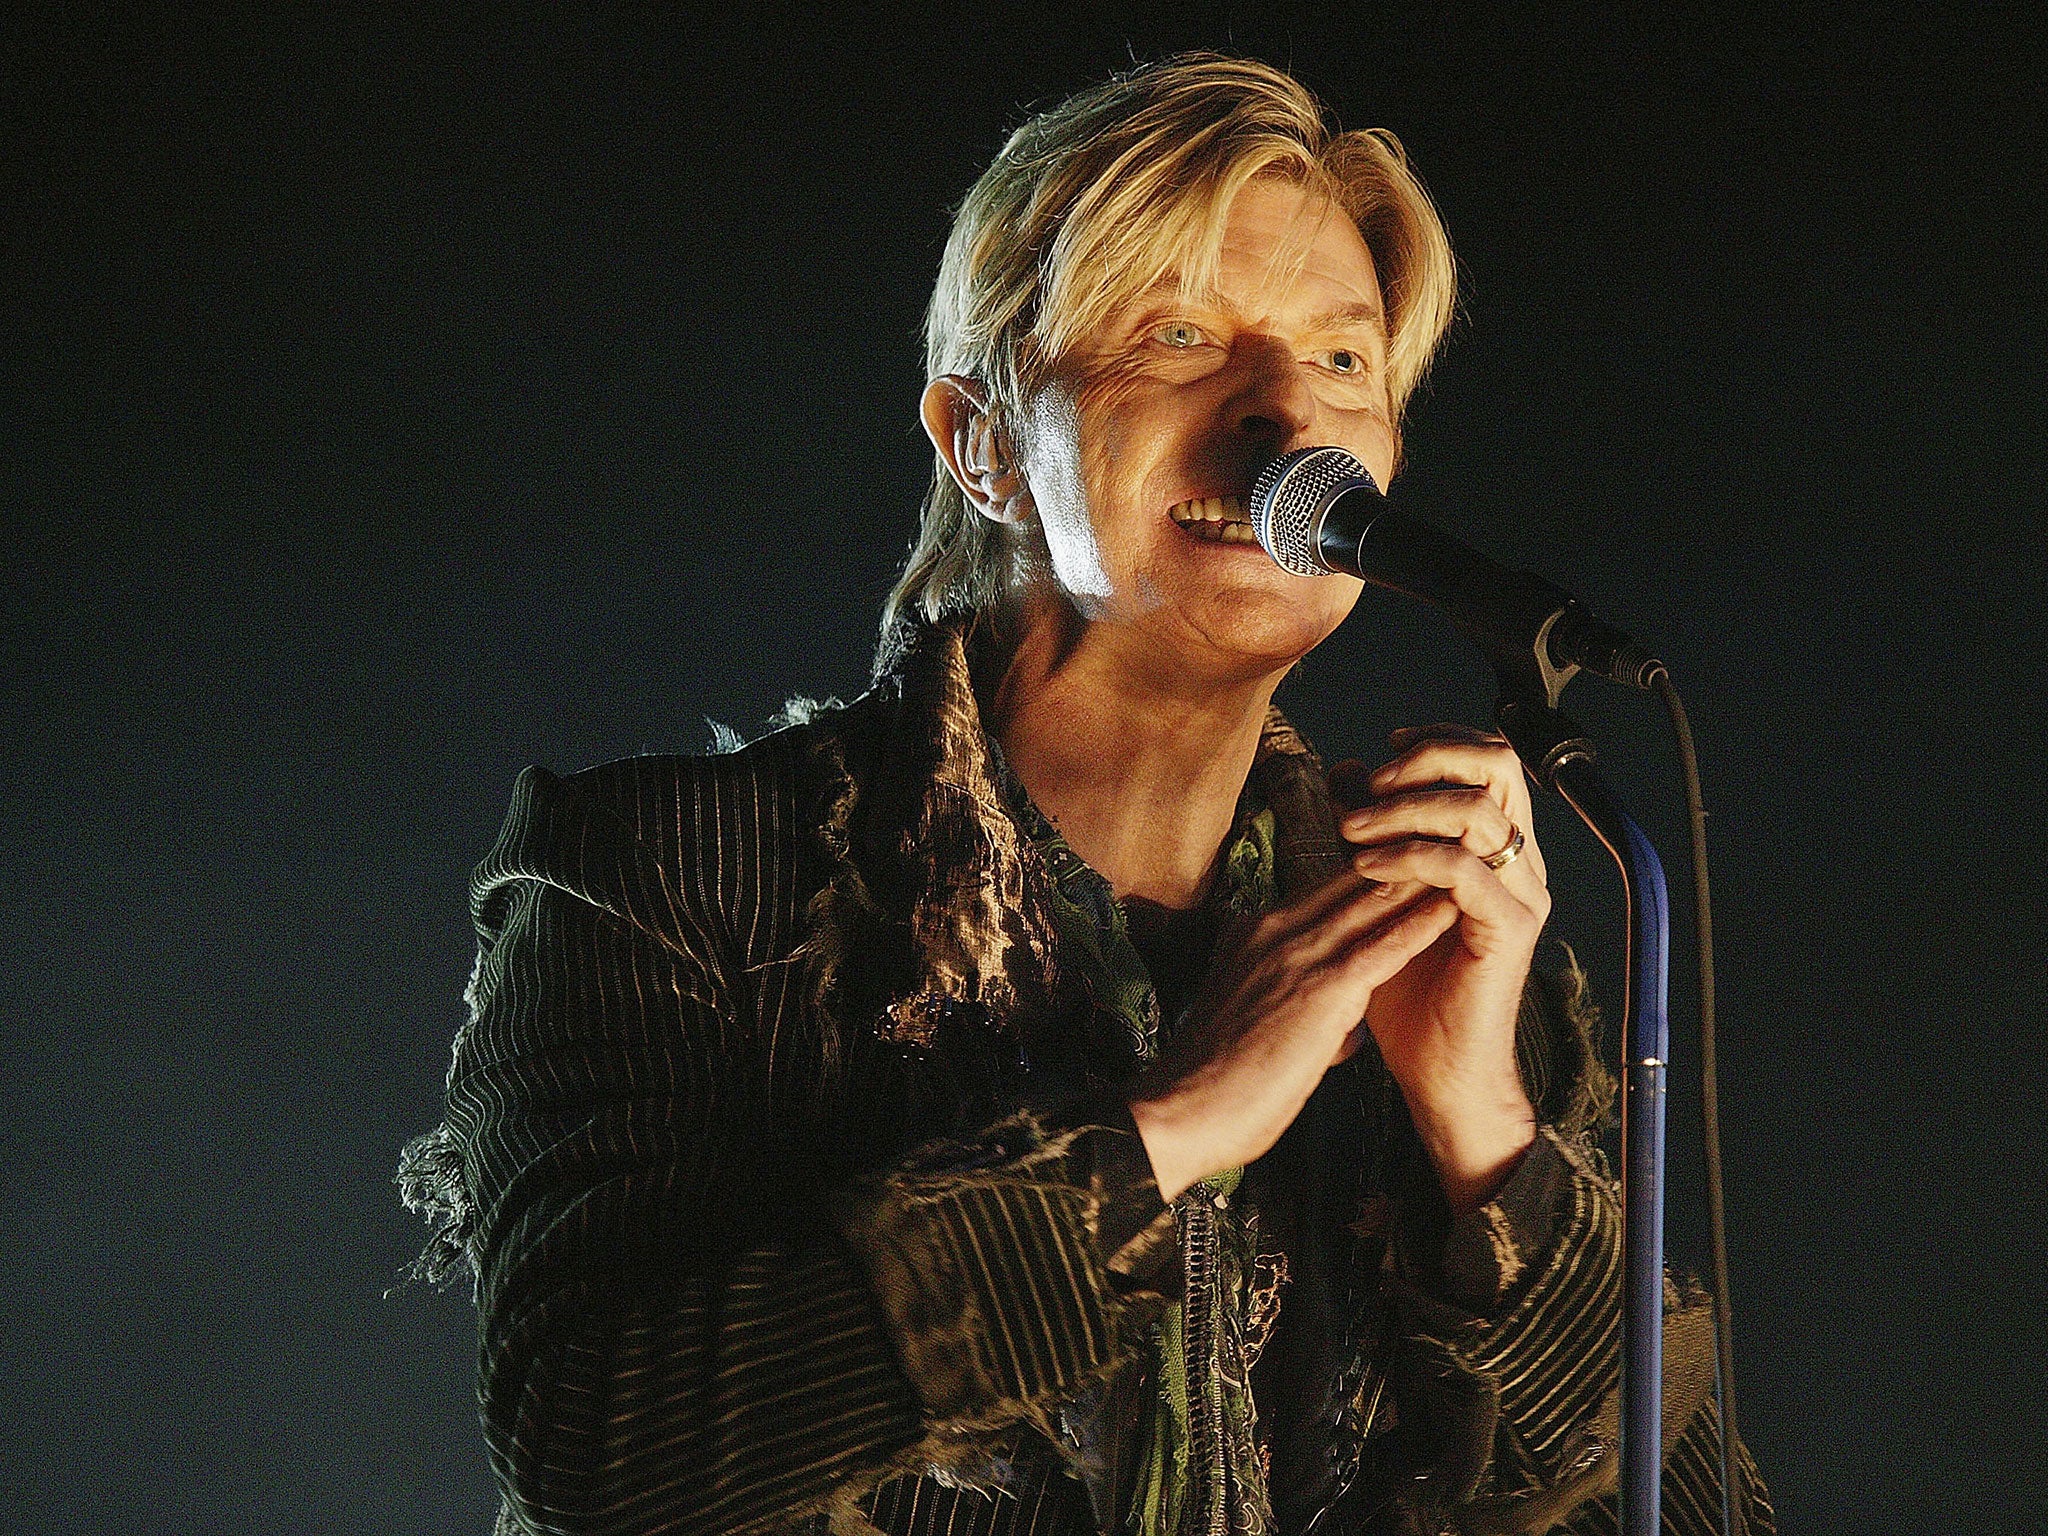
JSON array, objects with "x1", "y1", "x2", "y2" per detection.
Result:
[{"x1": 1302, "y1": 301, "x2": 1386, "y2": 334}]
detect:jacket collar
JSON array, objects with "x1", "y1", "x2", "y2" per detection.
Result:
[{"x1": 825, "y1": 614, "x2": 1349, "y2": 1046}]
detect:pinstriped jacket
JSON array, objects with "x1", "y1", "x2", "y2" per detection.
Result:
[{"x1": 398, "y1": 616, "x2": 1773, "y2": 1536}]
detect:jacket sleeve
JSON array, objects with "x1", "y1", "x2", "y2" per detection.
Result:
[
  {"x1": 1351, "y1": 971, "x2": 1776, "y2": 1536},
  {"x1": 432, "y1": 762, "x2": 1172, "y2": 1536}
]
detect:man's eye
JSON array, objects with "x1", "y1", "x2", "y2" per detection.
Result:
[
  {"x1": 1155, "y1": 322, "x2": 1208, "y2": 349},
  {"x1": 1324, "y1": 348, "x2": 1364, "y2": 374}
]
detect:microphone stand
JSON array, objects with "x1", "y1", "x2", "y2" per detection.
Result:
[
  {"x1": 1497, "y1": 697, "x2": 1670, "y2": 1536},
  {"x1": 1249, "y1": 447, "x2": 1690, "y2": 1530}
]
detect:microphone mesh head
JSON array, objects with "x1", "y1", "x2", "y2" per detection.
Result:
[{"x1": 1250, "y1": 446, "x2": 1380, "y2": 575}]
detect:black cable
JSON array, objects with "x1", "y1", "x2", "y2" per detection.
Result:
[{"x1": 1651, "y1": 669, "x2": 1745, "y2": 1536}]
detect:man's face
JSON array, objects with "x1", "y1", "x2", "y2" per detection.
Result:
[{"x1": 1019, "y1": 176, "x2": 1395, "y2": 681}]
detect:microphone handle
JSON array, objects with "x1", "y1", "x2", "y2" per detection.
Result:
[{"x1": 1322, "y1": 491, "x2": 1662, "y2": 700}]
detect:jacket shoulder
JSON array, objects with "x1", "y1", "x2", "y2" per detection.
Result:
[
  {"x1": 557, "y1": 692, "x2": 881, "y2": 848},
  {"x1": 473, "y1": 693, "x2": 885, "y2": 966}
]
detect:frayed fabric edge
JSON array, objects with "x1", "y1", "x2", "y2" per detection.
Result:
[{"x1": 390, "y1": 1119, "x2": 477, "y2": 1297}]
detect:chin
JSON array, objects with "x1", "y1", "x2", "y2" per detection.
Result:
[{"x1": 1182, "y1": 589, "x2": 1349, "y2": 674}]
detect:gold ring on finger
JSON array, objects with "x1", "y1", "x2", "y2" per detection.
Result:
[{"x1": 1479, "y1": 825, "x2": 1526, "y2": 873}]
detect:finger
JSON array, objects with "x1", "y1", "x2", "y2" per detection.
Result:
[
  {"x1": 1351, "y1": 837, "x2": 1550, "y2": 949},
  {"x1": 1224, "y1": 869, "x2": 1435, "y2": 987},
  {"x1": 1291, "y1": 872, "x2": 1431, "y2": 961},
  {"x1": 1387, "y1": 722, "x2": 1499, "y2": 750},
  {"x1": 1341, "y1": 785, "x2": 1546, "y2": 889},
  {"x1": 1284, "y1": 860, "x2": 1402, "y2": 927},
  {"x1": 1341, "y1": 784, "x2": 1511, "y2": 848},
  {"x1": 1330, "y1": 887, "x2": 1462, "y2": 991},
  {"x1": 1371, "y1": 736, "x2": 1534, "y2": 828},
  {"x1": 1254, "y1": 825, "x2": 1481, "y2": 961},
  {"x1": 1372, "y1": 737, "x2": 1521, "y2": 802},
  {"x1": 1326, "y1": 894, "x2": 1458, "y2": 1068},
  {"x1": 1214, "y1": 867, "x2": 1401, "y2": 983},
  {"x1": 1326, "y1": 757, "x2": 1374, "y2": 814}
]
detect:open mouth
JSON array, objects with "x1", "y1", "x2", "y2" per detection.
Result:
[{"x1": 1168, "y1": 494, "x2": 1260, "y2": 546}]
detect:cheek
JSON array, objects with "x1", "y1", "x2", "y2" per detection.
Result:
[
  {"x1": 1031, "y1": 454, "x2": 1093, "y2": 553},
  {"x1": 1026, "y1": 381, "x2": 1169, "y2": 588},
  {"x1": 1021, "y1": 392, "x2": 1120, "y2": 601},
  {"x1": 1340, "y1": 403, "x2": 1399, "y2": 491},
  {"x1": 1039, "y1": 512, "x2": 1116, "y2": 609},
  {"x1": 1019, "y1": 390, "x2": 1086, "y2": 524},
  {"x1": 1082, "y1": 386, "x2": 1196, "y2": 545}
]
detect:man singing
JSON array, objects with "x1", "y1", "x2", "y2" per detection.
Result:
[{"x1": 401, "y1": 53, "x2": 1772, "y2": 1536}]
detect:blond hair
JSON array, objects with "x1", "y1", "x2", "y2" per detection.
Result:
[{"x1": 882, "y1": 53, "x2": 1458, "y2": 636}]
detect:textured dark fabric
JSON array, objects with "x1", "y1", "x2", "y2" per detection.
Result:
[{"x1": 399, "y1": 617, "x2": 1774, "y2": 1536}]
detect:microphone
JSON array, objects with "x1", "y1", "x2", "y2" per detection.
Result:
[{"x1": 1249, "y1": 445, "x2": 1662, "y2": 708}]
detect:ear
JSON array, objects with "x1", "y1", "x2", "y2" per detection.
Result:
[{"x1": 920, "y1": 374, "x2": 1035, "y2": 525}]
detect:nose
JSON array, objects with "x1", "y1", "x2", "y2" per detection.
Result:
[{"x1": 1228, "y1": 335, "x2": 1316, "y2": 449}]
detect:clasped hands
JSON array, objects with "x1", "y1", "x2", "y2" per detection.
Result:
[{"x1": 1129, "y1": 726, "x2": 1549, "y2": 1213}]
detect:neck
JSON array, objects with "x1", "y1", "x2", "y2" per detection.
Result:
[{"x1": 984, "y1": 599, "x2": 1286, "y2": 910}]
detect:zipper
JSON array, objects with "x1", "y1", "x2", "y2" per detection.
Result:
[
  {"x1": 1300, "y1": 1326, "x2": 1395, "y2": 1536},
  {"x1": 1179, "y1": 1188, "x2": 1230, "y2": 1536}
]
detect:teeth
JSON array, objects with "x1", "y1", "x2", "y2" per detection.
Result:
[
  {"x1": 1177, "y1": 517, "x2": 1262, "y2": 545},
  {"x1": 1169, "y1": 495, "x2": 1250, "y2": 527}
]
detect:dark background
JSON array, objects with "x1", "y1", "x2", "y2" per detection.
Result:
[{"x1": 6, "y1": 3, "x2": 2043, "y2": 1531}]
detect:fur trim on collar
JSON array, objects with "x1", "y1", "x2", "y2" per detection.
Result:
[{"x1": 824, "y1": 616, "x2": 1067, "y2": 1047}]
